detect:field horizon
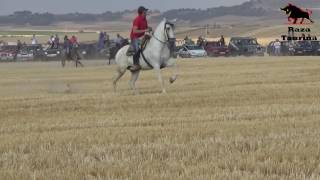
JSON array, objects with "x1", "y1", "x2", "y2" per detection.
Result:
[{"x1": 1, "y1": 17, "x2": 319, "y2": 45}]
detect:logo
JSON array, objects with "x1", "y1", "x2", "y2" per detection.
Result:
[
  {"x1": 281, "y1": 27, "x2": 317, "y2": 41},
  {"x1": 280, "y1": 3, "x2": 314, "y2": 24}
]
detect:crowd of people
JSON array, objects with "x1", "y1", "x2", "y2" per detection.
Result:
[{"x1": 183, "y1": 35, "x2": 226, "y2": 47}]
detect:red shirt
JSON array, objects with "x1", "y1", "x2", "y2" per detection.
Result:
[
  {"x1": 69, "y1": 37, "x2": 78, "y2": 44},
  {"x1": 130, "y1": 15, "x2": 148, "y2": 40}
]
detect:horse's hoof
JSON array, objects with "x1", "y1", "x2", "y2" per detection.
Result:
[{"x1": 169, "y1": 77, "x2": 176, "y2": 84}]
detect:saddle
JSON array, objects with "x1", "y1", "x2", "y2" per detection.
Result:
[{"x1": 126, "y1": 35, "x2": 151, "y2": 56}]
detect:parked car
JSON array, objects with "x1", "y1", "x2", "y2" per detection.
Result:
[
  {"x1": 204, "y1": 41, "x2": 230, "y2": 57},
  {"x1": 311, "y1": 41, "x2": 320, "y2": 55},
  {"x1": 228, "y1": 37, "x2": 265, "y2": 56},
  {"x1": 292, "y1": 41, "x2": 313, "y2": 56},
  {"x1": 0, "y1": 45, "x2": 17, "y2": 61},
  {"x1": 16, "y1": 47, "x2": 34, "y2": 61},
  {"x1": 28, "y1": 44, "x2": 45, "y2": 60},
  {"x1": 78, "y1": 43, "x2": 98, "y2": 59},
  {"x1": 178, "y1": 45, "x2": 207, "y2": 58},
  {"x1": 173, "y1": 45, "x2": 184, "y2": 58},
  {"x1": 16, "y1": 44, "x2": 44, "y2": 61},
  {"x1": 43, "y1": 47, "x2": 62, "y2": 60}
]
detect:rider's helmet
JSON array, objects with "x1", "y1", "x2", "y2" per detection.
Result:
[{"x1": 138, "y1": 6, "x2": 148, "y2": 15}]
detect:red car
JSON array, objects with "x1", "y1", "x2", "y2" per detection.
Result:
[
  {"x1": 0, "y1": 45, "x2": 17, "y2": 61},
  {"x1": 204, "y1": 41, "x2": 230, "y2": 57}
]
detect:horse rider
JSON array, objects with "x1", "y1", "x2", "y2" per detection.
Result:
[
  {"x1": 130, "y1": 6, "x2": 153, "y2": 72},
  {"x1": 69, "y1": 35, "x2": 81, "y2": 59}
]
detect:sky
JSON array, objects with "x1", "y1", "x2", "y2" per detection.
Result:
[{"x1": 0, "y1": 0, "x2": 249, "y2": 15}]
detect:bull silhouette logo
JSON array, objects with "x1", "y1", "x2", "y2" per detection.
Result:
[{"x1": 281, "y1": 3, "x2": 314, "y2": 24}]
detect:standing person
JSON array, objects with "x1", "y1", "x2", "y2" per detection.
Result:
[
  {"x1": 273, "y1": 39, "x2": 281, "y2": 56},
  {"x1": 31, "y1": 34, "x2": 38, "y2": 45},
  {"x1": 197, "y1": 36, "x2": 204, "y2": 47},
  {"x1": 63, "y1": 35, "x2": 70, "y2": 56},
  {"x1": 129, "y1": 6, "x2": 152, "y2": 72},
  {"x1": 54, "y1": 34, "x2": 60, "y2": 48},
  {"x1": 115, "y1": 34, "x2": 124, "y2": 47},
  {"x1": 219, "y1": 35, "x2": 225, "y2": 46},
  {"x1": 48, "y1": 35, "x2": 54, "y2": 48},
  {"x1": 97, "y1": 31, "x2": 105, "y2": 51},
  {"x1": 15, "y1": 40, "x2": 22, "y2": 60},
  {"x1": 105, "y1": 33, "x2": 110, "y2": 48}
]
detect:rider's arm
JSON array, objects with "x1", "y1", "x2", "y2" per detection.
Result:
[{"x1": 132, "y1": 26, "x2": 150, "y2": 34}]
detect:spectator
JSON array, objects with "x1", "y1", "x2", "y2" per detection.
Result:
[
  {"x1": 63, "y1": 35, "x2": 70, "y2": 55},
  {"x1": 219, "y1": 35, "x2": 225, "y2": 46},
  {"x1": 15, "y1": 40, "x2": 22, "y2": 60},
  {"x1": 273, "y1": 39, "x2": 281, "y2": 56},
  {"x1": 184, "y1": 36, "x2": 194, "y2": 45},
  {"x1": 105, "y1": 33, "x2": 110, "y2": 48},
  {"x1": 115, "y1": 34, "x2": 124, "y2": 47},
  {"x1": 54, "y1": 34, "x2": 60, "y2": 48},
  {"x1": 197, "y1": 36, "x2": 205, "y2": 47},
  {"x1": 31, "y1": 34, "x2": 38, "y2": 45},
  {"x1": 48, "y1": 35, "x2": 54, "y2": 48},
  {"x1": 97, "y1": 31, "x2": 105, "y2": 50},
  {"x1": 288, "y1": 41, "x2": 295, "y2": 55}
]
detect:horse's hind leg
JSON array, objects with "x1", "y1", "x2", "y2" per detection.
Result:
[
  {"x1": 113, "y1": 67, "x2": 126, "y2": 93},
  {"x1": 129, "y1": 70, "x2": 140, "y2": 94},
  {"x1": 300, "y1": 18, "x2": 305, "y2": 24},
  {"x1": 77, "y1": 60, "x2": 84, "y2": 67}
]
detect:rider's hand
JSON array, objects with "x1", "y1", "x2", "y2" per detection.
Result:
[{"x1": 147, "y1": 27, "x2": 153, "y2": 32}]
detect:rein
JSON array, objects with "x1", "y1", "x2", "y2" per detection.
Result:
[{"x1": 151, "y1": 22, "x2": 175, "y2": 44}]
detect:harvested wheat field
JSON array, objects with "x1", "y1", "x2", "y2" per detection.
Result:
[{"x1": 1, "y1": 57, "x2": 320, "y2": 180}]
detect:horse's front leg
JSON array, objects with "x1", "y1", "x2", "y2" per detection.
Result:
[
  {"x1": 154, "y1": 67, "x2": 166, "y2": 94},
  {"x1": 300, "y1": 18, "x2": 305, "y2": 24},
  {"x1": 169, "y1": 60, "x2": 178, "y2": 84}
]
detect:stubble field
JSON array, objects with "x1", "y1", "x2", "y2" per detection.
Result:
[{"x1": 1, "y1": 57, "x2": 320, "y2": 180}]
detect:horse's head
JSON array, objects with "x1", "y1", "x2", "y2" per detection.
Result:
[
  {"x1": 153, "y1": 18, "x2": 177, "y2": 57},
  {"x1": 163, "y1": 19, "x2": 176, "y2": 57}
]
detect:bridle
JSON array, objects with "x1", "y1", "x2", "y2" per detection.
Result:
[{"x1": 151, "y1": 22, "x2": 176, "y2": 45}]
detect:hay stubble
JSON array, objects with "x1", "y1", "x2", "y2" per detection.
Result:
[{"x1": 0, "y1": 57, "x2": 320, "y2": 179}]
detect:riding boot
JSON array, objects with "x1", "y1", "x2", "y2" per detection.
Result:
[{"x1": 130, "y1": 51, "x2": 141, "y2": 71}]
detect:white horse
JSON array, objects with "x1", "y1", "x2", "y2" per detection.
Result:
[{"x1": 113, "y1": 18, "x2": 178, "y2": 94}]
